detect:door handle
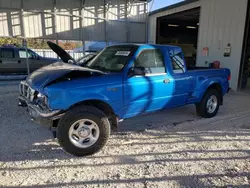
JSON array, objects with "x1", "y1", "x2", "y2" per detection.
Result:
[{"x1": 163, "y1": 79, "x2": 170, "y2": 84}]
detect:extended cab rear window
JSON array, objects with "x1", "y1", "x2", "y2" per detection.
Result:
[
  {"x1": 0, "y1": 48, "x2": 15, "y2": 58},
  {"x1": 169, "y1": 48, "x2": 185, "y2": 73}
]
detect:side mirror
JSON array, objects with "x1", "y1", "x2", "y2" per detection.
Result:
[
  {"x1": 30, "y1": 55, "x2": 38, "y2": 60},
  {"x1": 128, "y1": 67, "x2": 146, "y2": 77},
  {"x1": 29, "y1": 55, "x2": 35, "y2": 59}
]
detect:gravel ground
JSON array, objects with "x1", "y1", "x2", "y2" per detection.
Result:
[{"x1": 0, "y1": 81, "x2": 250, "y2": 188}]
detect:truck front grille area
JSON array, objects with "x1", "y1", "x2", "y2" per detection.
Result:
[{"x1": 19, "y1": 81, "x2": 36, "y2": 102}]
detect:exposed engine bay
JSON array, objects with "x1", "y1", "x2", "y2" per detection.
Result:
[{"x1": 47, "y1": 70, "x2": 103, "y2": 86}]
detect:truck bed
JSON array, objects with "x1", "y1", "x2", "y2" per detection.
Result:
[
  {"x1": 187, "y1": 68, "x2": 228, "y2": 75},
  {"x1": 187, "y1": 66, "x2": 214, "y2": 71}
]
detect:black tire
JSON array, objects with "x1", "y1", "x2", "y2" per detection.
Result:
[
  {"x1": 196, "y1": 89, "x2": 221, "y2": 118},
  {"x1": 57, "y1": 105, "x2": 110, "y2": 157}
]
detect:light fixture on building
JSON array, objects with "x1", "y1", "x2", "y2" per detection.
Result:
[
  {"x1": 168, "y1": 24, "x2": 179, "y2": 27},
  {"x1": 186, "y1": 26, "x2": 197, "y2": 29}
]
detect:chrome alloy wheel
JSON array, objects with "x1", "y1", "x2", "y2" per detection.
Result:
[
  {"x1": 206, "y1": 95, "x2": 218, "y2": 113},
  {"x1": 68, "y1": 119, "x2": 100, "y2": 148}
]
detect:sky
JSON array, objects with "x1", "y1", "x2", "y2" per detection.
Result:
[{"x1": 149, "y1": 0, "x2": 184, "y2": 11}]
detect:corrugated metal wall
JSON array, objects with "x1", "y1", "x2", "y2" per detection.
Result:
[
  {"x1": 197, "y1": 0, "x2": 248, "y2": 90},
  {"x1": 0, "y1": 0, "x2": 147, "y2": 43}
]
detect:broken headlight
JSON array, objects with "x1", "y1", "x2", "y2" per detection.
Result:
[{"x1": 36, "y1": 93, "x2": 48, "y2": 109}]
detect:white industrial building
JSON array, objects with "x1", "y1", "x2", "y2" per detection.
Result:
[
  {"x1": 149, "y1": 0, "x2": 250, "y2": 91},
  {"x1": 0, "y1": 0, "x2": 148, "y2": 43}
]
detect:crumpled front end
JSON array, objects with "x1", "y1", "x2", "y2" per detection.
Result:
[{"x1": 18, "y1": 80, "x2": 64, "y2": 127}]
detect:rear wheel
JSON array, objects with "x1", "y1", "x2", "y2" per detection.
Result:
[
  {"x1": 57, "y1": 105, "x2": 110, "y2": 157},
  {"x1": 196, "y1": 89, "x2": 221, "y2": 118}
]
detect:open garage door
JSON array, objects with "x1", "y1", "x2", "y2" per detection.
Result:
[
  {"x1": 156, "y1": 8, "x2": 200, "y2": 68},
  {"x1": 239, "y1": 0, "x2": 250, "y2": 91}
]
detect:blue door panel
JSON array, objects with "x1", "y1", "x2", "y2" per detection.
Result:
[{"x1": 123, "y1": 74, "x2": 178, "y2": 118}]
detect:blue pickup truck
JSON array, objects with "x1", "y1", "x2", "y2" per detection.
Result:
[{"x1": 19, "y1": 41, "x2": 231, "y2": 156}]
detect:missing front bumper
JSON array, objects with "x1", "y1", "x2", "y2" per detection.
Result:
[{"x1": 18, "y1": 96, "x2": 64, "y2": 127}]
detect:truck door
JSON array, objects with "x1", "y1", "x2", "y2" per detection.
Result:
[
  {"x1": 18, "y1": 49, "x2": 41, "y2": 73},
  {"x1": 27, "y1": 50, "x2": 43, "y2": 72},
  {"x1": 0, "y1": 48, "x2": 25, "y2": 74},
  {"x1": 123, "y1": 48, "x2": 177, "y2": 118}
]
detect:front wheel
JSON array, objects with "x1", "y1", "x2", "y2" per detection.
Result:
[
  {"x1": 196, "y1": 89, "x2": 221, "y2": 118},
  {"x1": 57, "y1": 105, "x2": 110, "y2": 157}
]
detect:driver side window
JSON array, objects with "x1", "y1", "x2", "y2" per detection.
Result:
[
  {"x1": 19, "y1": 49, "x2": 37, "y2": 59},
  {"x1": 134, "y1": 49, "x2": 165, "y2": 74}
]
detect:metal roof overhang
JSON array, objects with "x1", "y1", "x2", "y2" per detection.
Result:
[{"x1": 149, "y1": 0, "x2": 199, "y2": 16}]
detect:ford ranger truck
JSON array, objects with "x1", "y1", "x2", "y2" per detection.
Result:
[
  {"x1": 18, "y1": 41, "x2": 231, "y2": 157},
  {"x1": 0, "y1": 45, "x2": 58, "y2": 74}
]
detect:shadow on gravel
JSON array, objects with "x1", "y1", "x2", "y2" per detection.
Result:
[
  {"x1": 2, "y1": 172, "x2": 250, "y2": 188},
  {"x1": 1, "y1": 129, "x2": 250, "y2": 162},
  {"x1": 113, "y1": 131, "x2": 250, "y2": 140},
  {"x1": 108, "y1": 138, "x2": 250, "y2": 146},
  {"x1": 1, "y1": 148, "x2": 250, "y2": 171},
  {"x1": 117, "y1": 106, "x2": 199, "y2": 133}
]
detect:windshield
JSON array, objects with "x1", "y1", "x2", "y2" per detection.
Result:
[
  {"x1": 86, "y1": 45, "x2": 138, "y2": 72},
  {"x1": 77, "y1": 54, "x2": 96, "y2": 65}
]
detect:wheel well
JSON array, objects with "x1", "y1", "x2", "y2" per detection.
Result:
[
  {"x1": 70, "y1": 100, "x2": 118, "y2": 131},
  {"x1": 206, "y1": 83, "x2": 223, "y2": 104},
  {"x1": 79, "y1": 100, "x2": 114, "y2": 116}
]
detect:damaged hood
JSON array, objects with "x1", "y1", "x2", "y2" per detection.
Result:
[
  {"x1": 26, "y1": 62, "x2": 106, "y2": 90},
  {"x1": 47, "y1": 41, "x2": 76, "y2": 64}
]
